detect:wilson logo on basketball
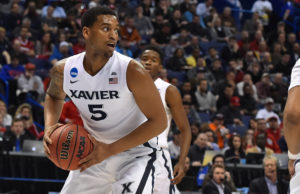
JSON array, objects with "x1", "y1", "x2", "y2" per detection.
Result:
[
  {"x1": 76, "y1": 136, "x2": 86, "y2": 158},
  {"x1": 60, "y1": 130, "x2": 74, "y2": 160}
]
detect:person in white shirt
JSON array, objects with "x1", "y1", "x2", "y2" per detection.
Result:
[
  {"x1": 256, "y1": 97, "x2": 281, "y2": 125},
  {"x1": 196, "y1": 0, "x2": 213, "y2": 18}
]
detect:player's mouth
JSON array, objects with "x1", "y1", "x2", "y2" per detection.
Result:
[{"x1": 107, "y1": 43, "x2": 115, "y2": 50}]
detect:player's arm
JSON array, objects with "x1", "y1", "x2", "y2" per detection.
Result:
[
  {"x1": 79, "y1": 60, "x2": 167, "y2": 171},
  {"x1": 43, "y1": 59, "x2": 66, "y2": 156},
  {"x1": 110, "y1": 60, "x2": 167, "y2": 151},
  {"x1": 166, "y1": 85, "x2": 192, "y2": 184}
]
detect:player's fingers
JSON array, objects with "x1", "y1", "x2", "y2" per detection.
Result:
[
  {"x1": 289, "y1": 160, "x2": 295, "y2": 176},
  {"x1": 171, "y1": 172, "x2": 184, "y2": 184},
  {"x1": 44, "y1": 135, "x2": 52, "y2": 145},
  {"x1": 80, "y1": 159, "x2": 95, "y2": 172},
  {"x1": 48, "y1": 123, "x2": 63, "y2": 135},
  {"x1": 43, "y1": 140, "x2": 51, "y2": 154},
  {"x1": 78, "y1": 153, "x2": 94, "y2": 165}
]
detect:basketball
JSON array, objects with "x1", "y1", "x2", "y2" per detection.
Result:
[{"x1": 48, "y1": 124, "x2": 94, "y2": 170}]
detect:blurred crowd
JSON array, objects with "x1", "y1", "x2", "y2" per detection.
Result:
[{"x1": 0, "y1": 0, "x2": 299, "y2": 192}]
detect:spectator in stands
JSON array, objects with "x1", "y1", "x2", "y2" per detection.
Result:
[
  {"x1": 205, "y1": 129, "x2": 220, "y2": 150},
  {"x1": 177, "y1": 28, "x2": 192, "y2": 49},
  {"x1": 164, "y1": 35, "x2": 179, "y2": 61},
  {"x1": 266, "y1": 116, "x2": 281, "y2": 141},
  {"x1": 23, "y1": 1, "x2": 41, "y2": 32},
  {"x1": 41, "y1": 5, "x2": 58, "y2": 34},
  {"x1": 35, "y1": 32, "x2": 54, "y2": 60},
  {"x1": 72, "y1": 36, "x2": 85, "y2": 55},
  {"x1": 216, "y1": 83, "x2": 235, "y2": 110},
  {"x1": 196, "y1": 0, "x2": 213, "y2": 18},
  {"x1": 14, "y1": 103, "x2": 43, "y2": 140},
  {"x1": 277, "y1": 32, "x2": 288, "y2": 53},
  {"x1": 169, "y1": 9, "x2": 186, "y2": 35},
  {"x1": 120, "y1": 16, "x2": 142, "y2": 56},
  {"x1": 221, "y1": 36, "x2": 240, "y2": 62},
  {"x1": 255, "y1": 118, "x2": 281, "y2": 153},
  {"x1": 4, "y1": 2, "x2": 22, "y2": 33},
  {"x1": 134, "y1": 5, "x2": 154, "y2": 43},
  {"x1": 203, "y1": 154, "x2": 236, "y2": 191},
  {"x1": 221, "y1": 6, "x2": 235, "y2": 29},
  {"x1": 183, "y1": 101, "x2": 201, "y2": 125},
  {"x1": 9, "y1": 39, "x2": 29, "y2": 65},
  {"x1": 219, "y1": 96, "x2": 244, "y2": 126},
  {"x1": 275, "y1": 51, "x2": 293, "y2": 78},
  {"x1": 237, "y1": 74, "x2": 258, "y2": 99},
  {"x1": 202, "y1": 164, "x2": 233, "y2": 194},
  {"x1": 0, "y1": 100, "x2": 12, "y2": 128},
  {"x1": 210, "y1": 59, "x2": 225, "y2": 82},
  {"x1": 256, "y1": 97, "x2": 280, "y2": 123},
  {"x1": 59, "y1": 98, "x2": 83, "y2": 126},
  {"x1": 209, "y1": 17, "x2": 233, "y2": 43},
  {"x1": 187, "y1": 15, "x2": 210, "y2": 41},
  {"x1": 251, "y1": 0, "x2": 273, "y2": 26},
  {"x1": 41, "y1": 0, "x2": 67, "y2": 19},
  {"x1": 0, "y1": 54, "x2": 25, "y2": 105},
  {"x1": 14, "y1": 26, "x2": 35, "y2": 57},
  {"x1": 190, "y1": 122, "x2": 201, "y2": 145},
  {"x1": 246, "y1": 130, "x2": 274, "y2": 156},
  {"x1": 188, "y1": 132, "x2": 211, "y2": 167},
  {"x1": 208, "y1": 113, "x2": 229, "y2": 149},
  {"x1": 168, "y1": 130, "x2": 181, "y2": 163},
  {"x1": 240, "y1": 83, "x2": 258, "y2": 116},
  {"x1": 49, "y1": 41, "x2": 73, "y2": 65},
  {"x1": 255, "y1": 73, "x2": 272, "y2": 103},
  {"x1": 286, "y1": 32, "x2": 297, "y2": 53},
  {"x1": 17, "y1": 63, "x2": 44, "y2": 103},
  {"x1": 3, "y1": 118, "x2": 34, "y2": 151},
  {"x1": 194, "y1": 78, "x2": 217, "y2": 113},
  {"x1": 248, "y1": 155, "x2": 288, "y2": 194},
  {"x1": 270, "y1": 73, "x2": 288, "y2": 112},
  {"x1": 166, "y1": 48, "x2": 187, "y2": 71},
  {"x1": 0, "y1": 27, "x2": 11, "y2": 65},
  {"x1": 224, "y1": 134, "x2": 246, "y2": 164},
  {"x1": 291, "y1": 42, "x2": 300, "y2": 62},
  {"x1": 186, "y1": 47, "x2": 203, "y2": 68},
  {"x1": 243, "y1": 129, "x2": 255, "y2": 150}
]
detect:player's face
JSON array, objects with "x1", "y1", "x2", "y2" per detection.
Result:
[
  {"x1": 83, "y1": 15, "x2": 119, "y2": 56},
  {"x1": 140, "y1": 50, "x2": 161, "y2": 78}
]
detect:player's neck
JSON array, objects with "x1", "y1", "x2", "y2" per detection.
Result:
[
  {"x1": 83, "y1": 51, "x2": 111, "y2": 76},
  {"x1": 152, "y1": 75, "x2": 159, "y2": 81}
]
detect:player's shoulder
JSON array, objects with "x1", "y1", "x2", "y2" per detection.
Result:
[
  {"x1": 127, "y1": 59, "x2": 147, "y2": 76},
  {"x1": 50, "y1": 58, "x2": 67, "y2": 77}
]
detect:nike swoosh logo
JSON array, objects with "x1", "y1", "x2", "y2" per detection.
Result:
[{"x1": 70, "y1": 80, "x2": 79, "y2": 84}]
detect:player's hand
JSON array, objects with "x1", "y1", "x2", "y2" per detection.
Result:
[
  {"x1": 79, "y1": 135, "x2": 112, "y2": 172},
  {"x1": 43, "y1": 123, "x2": 63, "y2": 158},
  {"x1": 171, "y1": 162, "x2": 185, "y2": 184},
  {"x1": 289, "y1": 159, "x2": 295, "y2": 176}
]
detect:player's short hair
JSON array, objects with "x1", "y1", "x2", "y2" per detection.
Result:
[
  {"x1": 81, "y1": 7, "x2": 117, "y2": 29},
  {"x1": 142, "y1": 45, "x2": 164, "y2": 64}
]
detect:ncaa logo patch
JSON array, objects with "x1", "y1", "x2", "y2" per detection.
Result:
[{"x1": 70, "y1": 67, "x2": 78, "y2": 78}]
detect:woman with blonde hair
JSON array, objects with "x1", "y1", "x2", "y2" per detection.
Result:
[{"x1": 14, "y1": 103, "x2": 43, "y2": 139}]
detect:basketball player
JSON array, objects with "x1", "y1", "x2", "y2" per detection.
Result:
[
  {"x1": 43, "y1": 7, "x2": 167, "y2": 194},
  {"x1": 140, "y1": 46, "x2": 191, "y2": 193},
  {"x1": 284, "y1": 59, "x2": 300, "y2": 194}
]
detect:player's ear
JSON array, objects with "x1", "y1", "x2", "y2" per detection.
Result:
[{"x1": 82, "y1": 27, "x2": 89, "y2": 40}]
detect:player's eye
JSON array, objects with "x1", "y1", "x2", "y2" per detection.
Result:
[{"x1": 103, "y1": 27, "x2": 109, "y2": 31}]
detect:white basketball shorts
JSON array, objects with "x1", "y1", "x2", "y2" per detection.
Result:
[
  {"x1": 153, "y1": 149, "x2": 181, "y2": 194},
  {"x1": 290, "y1": 159, "x2": 300, "y2": 194},
  {"x1": 60, "y1": 143, "x2": 157, "y2": 194}
]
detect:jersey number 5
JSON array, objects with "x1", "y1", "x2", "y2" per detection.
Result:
[{"x1": 88, "y1": 104, "x2": 107, "y2": 121}]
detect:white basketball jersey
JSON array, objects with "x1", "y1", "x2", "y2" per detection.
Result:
[
  {"x1": 154, "y1": 78, "x2": 172, "y2": 149},
  {"x1": 63, "y1": 51, "x2": 147, "y2": 144},
  {"x1": 289, "y1": 59, "x2": 300, "y2": 91}
]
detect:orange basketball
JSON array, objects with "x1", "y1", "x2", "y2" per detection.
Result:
[{"x1": 48, "y1": 124, "x2": 94, "y2": 170}]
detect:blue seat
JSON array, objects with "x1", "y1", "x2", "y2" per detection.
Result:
[
  {"x1": 198, "y1": 112, "x2": 211, "y2": 123},
  {"x1": 227, "y1": 124, "x2": 247, "y2": 136},
  {"x1": 241, "y1": 115, "x2": 251, "y2": 128}
]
